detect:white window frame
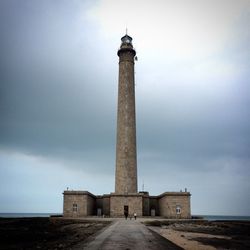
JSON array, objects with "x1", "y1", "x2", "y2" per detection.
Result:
[{"x1": 176, "y1": 205, "x2": 181, "y2": 214}]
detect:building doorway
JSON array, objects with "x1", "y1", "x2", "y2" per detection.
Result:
[
  {"x1": 151, "y1": 208, "x2": 156, "y2": 216},
  {"x1": 97, "y1": 208, "x2": 102, "y2": 216},
  {"x1": 124, "y1": 205, "x2": 129, "y2": 218}
]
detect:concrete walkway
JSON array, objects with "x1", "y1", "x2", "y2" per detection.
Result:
[{"x1": 78, "y1": 219, "x2": 183, "y2": 250}]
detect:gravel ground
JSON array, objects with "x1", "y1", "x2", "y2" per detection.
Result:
[
  {"x1": 144, "y1": 220, "x2": 250, "y2": 250},
  {"x1": 0, "y1": 217, "x2": 111, "y2": 250}
]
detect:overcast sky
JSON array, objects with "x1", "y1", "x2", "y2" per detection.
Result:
[{"x1": 0, "y1": 0, "x2": 249, "y2": 216}]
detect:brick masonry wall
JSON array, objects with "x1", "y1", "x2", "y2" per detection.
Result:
[
  {"x1": 87, "y1": 195, "x2": 95, "y2": 215},
  {"x1": 63, "y1": 191, "x2": 96, "y2": 217},
  {"x1": 96, "y1": 197, "x2": 103, "y2": 211},
  {"x1": 103, "y1": 196, "x2": 110, "y2": 216},
  {"x1": 63, "y1": 192, "x2": 191, "y2": 218},
  {"x1": 115, "y1": 46, "x2": 137, "y2": 194},
  {"x1": 149, "y1": 197, "x2": 160, "y2": 216},
  {"x1": 159, "y1": 193, "x2": 191, "y2": 218},
  {"x1": 110, "y1": 194, "x2": 143, "y2": 217},
  {"x1": 95, "y1": 195, "x2": 111, "y2": 216},
  {"x1": 63, "y1": 193, "x2": 86, "y2": 217},
  {"x1": 143, "y1": 196, "x2": 150, "y2": 216}
]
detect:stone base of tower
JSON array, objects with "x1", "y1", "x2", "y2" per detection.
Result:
[
  {"x1": 63, "y1": 190, "x2": 191, "y2": 219},
  {"x1": 110, "y1": 193, "x2": 143, "y2": 217}
]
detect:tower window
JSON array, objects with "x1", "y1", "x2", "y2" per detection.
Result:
[
  {"x1": 176, "y1": 205, "x2": 181, "y2": 214},
  {"x1": 73, "y1": 203, "x2": 78, "y2": 212}
]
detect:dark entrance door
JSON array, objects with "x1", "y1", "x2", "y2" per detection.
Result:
[{"x1": 124, "y1": 205, "x2": 129, "y2": 218}]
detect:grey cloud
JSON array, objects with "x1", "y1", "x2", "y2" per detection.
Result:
[
  {"x1": 0, "y1": 0, "x2": 250, "y2": 215},
  {"x1": 0, "y1": 0, "x2": 116, "y2": 165}
]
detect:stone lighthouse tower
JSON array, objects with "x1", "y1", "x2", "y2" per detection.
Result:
[
  {"x1": 62, "y1": 34, "x2": 191, "y2": 218},
  {"x1": 115, "y1": 34, "x2": 137, "y2": 194}
]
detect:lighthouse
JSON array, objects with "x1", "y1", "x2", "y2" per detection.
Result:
[
  {"x1": 62, "y1": 34, "x2": 191, "y2": 219},
  {"x1": 115, "y1": 34, "x2": 138, "y2": 194}
]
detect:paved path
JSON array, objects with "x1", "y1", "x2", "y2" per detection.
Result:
[{"x1": 78, "y1": 219, "x2": 183, "y2": 250}]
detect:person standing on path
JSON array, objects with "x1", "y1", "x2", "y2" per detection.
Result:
[
  {"x1": 134, "y1": 212, "x2": 137, "y2": 220},
  {"x1": 124, "y1": 211, "x2": 128, "y2": 220}
]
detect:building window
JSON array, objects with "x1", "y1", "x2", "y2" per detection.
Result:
[
  {"x1": 73, "y1": 203, "x2": 78, "y2": 212},
  {"x1": 176, "y1": 205, "x2": 181, "y2": 214}
]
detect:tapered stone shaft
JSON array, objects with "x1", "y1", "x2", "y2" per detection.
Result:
[{"x1": 115, "y1": 35, "x2": 137, "y2": 194}]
